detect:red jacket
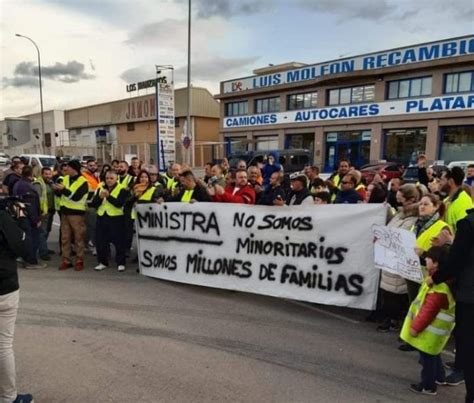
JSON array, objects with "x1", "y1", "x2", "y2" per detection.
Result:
[
  {"x1": 411, "y1": 292, "x2": 449, "y2": 334},
  {"x1": 213, "y1": 184, "x2": 256, "y2": 204}
]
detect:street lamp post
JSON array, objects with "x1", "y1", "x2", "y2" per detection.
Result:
[
  {"x1": 187, "y1": 0, "x2": 193, "y2": 166},
  {"x1": 16, "y1": 33, "x2": 45, "y2": 153}
]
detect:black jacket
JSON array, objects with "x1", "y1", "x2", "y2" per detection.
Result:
[
  {"x1": 0, "y1": 210, "x2": 29, "y2": 295},
  {"x1": 3, "y1": 172, "x2": 21, "y2": 195},
  {"x1": 90, "y1": 184, "x2": 129, "y2": 212},
  {"x1": 257, "y1": 185, "x2": 286, "y2": 206},
  {"x1": 433, "y1": 209, "x2": 474, "y2": 303},
  {"x1": 12, "y1": 178, "x2": 41, "y2": 225},
  {"x1": 334, "y1": 188, "x2": 362, "y2": 204},
  {"x1": 286, "y1": 187, "x2": 313, "y2": 205}
]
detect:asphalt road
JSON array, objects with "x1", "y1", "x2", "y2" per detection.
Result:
[{"x1": 13, "y1": 223, "x2": 464, "y2": 403}]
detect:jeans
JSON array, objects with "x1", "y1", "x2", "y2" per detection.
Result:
[
  {"x1": 38, "y1": 226, "x2": 49, "y2": 258},
  {"x1": 38, "y1": 210, "x2": 55, "y2": 257},
  {"x1": 0, "y1": 290, "x2": 19, "y2": 403},
  {"x1": 419, "y1": 351, "x2": 445, "y2": 390},
  {"x1": 124, "y1": 214, "x2": 134, "y2": 251},
  {"x1": 23, "y1": 222, "x2": 40, "y2": 264},
  {"x1": 31, "y1": 226, "x2": 41, "y2": 264},
  {"x1": 85, "y1": 207, "x2": 97, "y2": 246},
  {"x1": 406, "y1": 279, "x2": 420, "y2": 304}
]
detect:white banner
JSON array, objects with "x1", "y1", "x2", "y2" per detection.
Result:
[
  {"x1": 372, "y1": 225, "x2": 423, "y2": 283},
  {"x1": 137, "y1": 203, "x2": 387, "y2": 310},
  {"x1": 223, "y1": 94, "x2": 474, "y2": 128}
]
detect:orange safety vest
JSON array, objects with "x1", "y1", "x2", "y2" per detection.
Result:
[{"x1": 82, "y1": 171, "x2": 99, "y2": 192}]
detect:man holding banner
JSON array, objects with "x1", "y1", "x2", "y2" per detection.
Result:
[{"x1": 209, "y1": 169, "x2": 256, "y2": 205}]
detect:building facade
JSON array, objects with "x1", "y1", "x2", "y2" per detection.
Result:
[
  {"x1": 216, "y1": 35, "x2": 474, "y2": 172},
  {"x1": 0, "y1": 110, "x2": 66, "y2": 156},
  {"x1": 65, "y1": 87, "x2": 220, "y2": 166}
]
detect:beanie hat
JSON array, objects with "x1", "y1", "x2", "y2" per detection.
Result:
[{"x1": 67, "y1": 160, "x2": 82, "y2": 174}]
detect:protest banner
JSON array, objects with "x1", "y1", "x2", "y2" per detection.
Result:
[
  {"x1": 372, "y1": 225, "x2": 423, "y2": 283},
  {"x1": 136, "y1": 203, "x2": 387, "y2": 310}
]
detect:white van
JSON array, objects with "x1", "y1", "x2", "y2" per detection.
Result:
[
  {"x1": 20, "y1": 154, "x2": 57, "y2": 169},
  {"x1": 447, "y1": 161, "x2": 474, "y2": 172}
]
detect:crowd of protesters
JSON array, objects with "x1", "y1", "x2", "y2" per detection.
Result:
[{"x1": 1, "y1": 152, "x2": 474, "y2": 401}]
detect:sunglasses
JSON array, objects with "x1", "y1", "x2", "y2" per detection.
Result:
[{"x1": 341, "y1": 181, "x2": 352, "y2": 185}]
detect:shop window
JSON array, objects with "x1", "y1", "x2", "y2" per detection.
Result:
[
  {"x1": 384, "y1": 128, "x2": 427, "y2": 165},
  {"x1": 445, "y1": 71, "x2": 474, "y2": 94},
  {"x1": 440, "y1": 126, "x2": 474, "y2": 163},
  {"x1": 225, "y1": 137, "x2": 248, "y2": 155},
  {"x1": 225, "y1": 101, "x2": 248, "y2": 117},
  {"x1": 286, "y1": 133, "x2": 314, "y2": 151},
  {"x1": 127, "y1": 123, "x2": 135, "y2": 131},
  {"x1": 328, "y1": 84, "x2": 375, "y2": 105},
  {"x1": 255, "y1": 97, "x2": 280, "y2": 114},
  {"x1": 387, "y1": 76, "x2": 432, "y2": 99},
  {"x1": 287, "y1": 92, "x2": 318, "y2": 110},
  {"x1": 255, "y1": 136, "x2": 278, "y2": 150},
  {"x1": 44, "y1": 133, "x2": 51, "y2": 147}
]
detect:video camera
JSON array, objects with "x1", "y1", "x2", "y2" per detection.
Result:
[{"x1": 0, "y1": 196, "x2": 29, "y2": 220}]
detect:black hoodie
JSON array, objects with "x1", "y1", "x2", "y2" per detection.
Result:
[{"x1": 0, "y1": 210, "x2": 29, "y2": 295}]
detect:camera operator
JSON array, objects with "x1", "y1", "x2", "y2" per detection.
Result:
[
  {"x1": 0, "y1": 199, "x2": 34, "y2": 403},
  {"x1": 12, "y1": 166, "x2": 45, "y2": 270}
]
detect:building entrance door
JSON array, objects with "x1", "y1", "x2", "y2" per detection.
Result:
[{"x1": 324, "y1": 130, "x2": 371, "y2": 172}]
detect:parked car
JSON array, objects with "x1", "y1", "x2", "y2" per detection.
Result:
[
  {"x1": 402, "y1": 163, "x2": 448, "y2": 184},
  {"x1": 229, "y1": 149, "x2": 313, "y2": 175},
  {"x1": 71, "y1": 155, "x2": 96, "y2": 165},
  {"x1": 447, "y1": 160, "x2": 474, "y2": 172},
  {"x1": 228, "y1": 152, "x2": 254, "y2": 168},
  {"x1": 402, "y1": 165, "x2": 419, "y2": 184},
  {"x1": 247, "y1": 149, "x2": 313, "y2": 175},
  {"x1": 360, "y1": 162, "x2": 404, "y2": 184},
  {"x1": 20, "y1": 154, "x2": 56, "y2": 169},
  {"x1": 0, "y1": 153, "x2": 10, "y2": 166}
]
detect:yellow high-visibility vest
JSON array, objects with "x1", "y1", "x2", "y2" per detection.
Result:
[
  {"x1": 34, "y1": 177, "x2": 48, "y2": 215},
  {"x1": 162, "y1": 173, "x2": 178, "y2": 190},
  {"x1": 61, "y1": 176, "x2": 87, "y2": 212},
  {"x1": 96, "y1": 183, "x2": 124, "y2": 217},
  {"x1": 54, "y1": 176, "x2": 63, "y2": 211},
  {"x1": 118, "y1": 174, "x2": 134, "y2": 189},
  {"x1": 138, "y1": 186, "x2": 156, "y2": 202},
  {"x1": 400, "y1": 282, "x2": 455, "y2": 355},
  {"x1": 330, "y1": 174, "x2": 342, "y2": 202},
  {"x1": 131, "y1": 186, "x2": 157, "y2": 219},
  {"x1": 416, "y1": 219, "x2": 450, "y2": 253},
  {"x1": 181, "y1": 189, "x2": 194, "y2": 202},
  {"x1": 445, "y1": 191, "x2": 473, "y2": 233}
]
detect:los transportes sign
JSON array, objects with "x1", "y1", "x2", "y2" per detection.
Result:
[
  {"x1": 223, "y1": 35, "x2": 474, "y2": 93},
  {"x1": 136, "y1": 203, "x2": 387, "y2": 310}
]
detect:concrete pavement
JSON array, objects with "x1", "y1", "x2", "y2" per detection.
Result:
[{"x1": 13, "y1": 240, "x2": 465, "y2": 402}]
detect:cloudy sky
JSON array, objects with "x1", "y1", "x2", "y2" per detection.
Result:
[{"x1": 0, "y1": 0, "x2": 473, "y2": 118}]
